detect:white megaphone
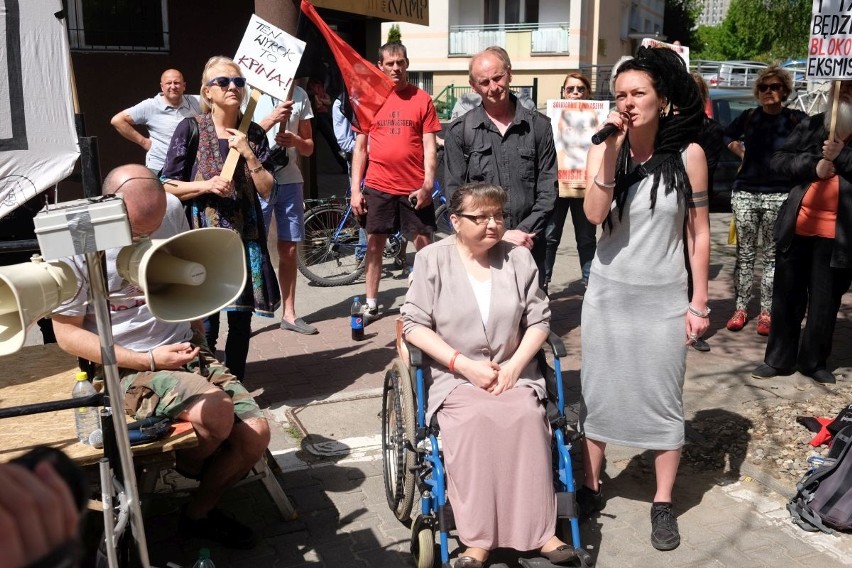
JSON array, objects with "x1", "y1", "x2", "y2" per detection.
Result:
[
  {"x1": 0, "y1": 257, "x2": 77, "y2": 356},
  {"x1": 115, "y1": 228, "x2": 247, "y2": 323}
]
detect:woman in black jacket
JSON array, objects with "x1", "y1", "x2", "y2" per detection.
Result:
[{"x1": 752, "y1": 80, "x2": 852, "y2": 383}]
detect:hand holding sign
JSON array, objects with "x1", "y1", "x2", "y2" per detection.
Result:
[{"x1": 221, "y1": 14, "x2": 305, "y2": 181}]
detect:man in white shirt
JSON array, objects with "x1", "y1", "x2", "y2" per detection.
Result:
[
  {"x1": 254, "y1": 86, "x2": 317, "y2": 334},
  {"x1": 110, "y1": 69, "x2": 201, "y2": 174}
]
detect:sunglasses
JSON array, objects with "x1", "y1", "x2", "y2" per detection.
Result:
[
  {"x1": 207, "y1": 76, "x2": 246, "y2": 89},
  {"x1": 562, "y1": 85, "x2": 587, "y2": 94},
  {"x1": 757, "y1": 82, "x2": 783, "y2": 93}
]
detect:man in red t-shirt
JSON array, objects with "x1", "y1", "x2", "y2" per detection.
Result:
[{"x1": 351, "y1": 42, "x2": 442, "y2": 322}]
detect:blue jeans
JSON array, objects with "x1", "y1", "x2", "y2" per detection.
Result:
[
  {"x1": 544, "y1": 197, "x2": 597, "y2": 283},
  {"x1": 203, "y1": 311, "x2": 253, "y2": 381}
]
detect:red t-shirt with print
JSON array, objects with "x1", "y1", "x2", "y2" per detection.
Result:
[{"x1": 355, "y1": 84, "x2": 442, "y2": 195}]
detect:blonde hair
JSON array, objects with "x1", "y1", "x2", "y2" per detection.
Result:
[{"x1": 199, "y1": 55, "x2": 244, "y2": 113}]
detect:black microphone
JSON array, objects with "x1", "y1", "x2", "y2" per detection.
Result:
[{"x1": 591, "y1": 123, "x2": 619, "y2": 145}]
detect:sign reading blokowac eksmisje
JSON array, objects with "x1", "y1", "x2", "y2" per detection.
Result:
[{"x1": 808, "y1": 0, "x2": 852, "y2": 80}]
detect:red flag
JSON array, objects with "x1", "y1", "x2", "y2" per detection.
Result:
[{"x1": 300, "y1": 0, "x2": 394, "y2": 132}]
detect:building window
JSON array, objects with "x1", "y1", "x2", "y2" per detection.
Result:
[
  {"x1": 64, "y1": 0, "x2": 170, "y2": 52},
  {"x1": 486, "y1": 0, "x2": 539, "y2": 26},
  {"x1": 408, "y1": 71, "x2": 433, "y2": 94}
]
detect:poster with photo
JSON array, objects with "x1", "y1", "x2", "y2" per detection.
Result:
[{"x1": 546, "y1": 99, "x2": 610, "y2": 196}]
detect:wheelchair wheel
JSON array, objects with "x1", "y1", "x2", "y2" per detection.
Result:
[
  {"x1": 381, "y1": 359, "x2": 417, "y2": 522},
  {"x1": 411, "y1": 520, "x2": 435, "y2": 568}
]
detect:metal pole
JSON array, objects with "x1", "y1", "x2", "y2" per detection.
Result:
[
  {"x1": 85, "y1": 251, "x2": 150, "y2": 568},
  {"x1": 99, "y1": 458, "x2": 120, "y2": 568}
]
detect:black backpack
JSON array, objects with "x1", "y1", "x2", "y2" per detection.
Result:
[{"x1": 788, "y1": 425, "x2": 852, "y2": 534}]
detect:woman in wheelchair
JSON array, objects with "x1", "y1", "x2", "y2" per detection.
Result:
[{"x1": 401, "y1": 182, "x2": 575, "y2": 567}]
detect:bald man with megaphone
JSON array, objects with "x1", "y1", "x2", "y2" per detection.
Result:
[{"x1": 51, "y1": 164, "x2": 268, "y2": 550}]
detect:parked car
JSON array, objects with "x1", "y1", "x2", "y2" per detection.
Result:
[
  {"x1": 703, "y1": 61, "x2": 767, "y2": 88},
  {"x1": 707, "y1": 87, "x2": 755, "y2": 209}
]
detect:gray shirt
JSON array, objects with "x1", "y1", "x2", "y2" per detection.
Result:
[{"x1": 127, "y1": 94, "x2": 201, "y2": 172}]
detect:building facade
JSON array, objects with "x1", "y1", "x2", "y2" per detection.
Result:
[{"x1": 382, "y1": 0, "x2": 665, "y2": 108}]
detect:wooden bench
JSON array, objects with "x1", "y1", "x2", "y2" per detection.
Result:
[{"x1": 0, "y1": 344, "x2": 295, "y2": 520}]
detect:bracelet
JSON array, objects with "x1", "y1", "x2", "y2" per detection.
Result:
[
  {"x1": 448, "y1": 350, "x2": 461, "y2": 373},
  {"x1": 594, "y1": 177, "x2": 616, "y2": 189},
  {"x1": 249, "y1": 164, "x2": 265, "y2": 174},
  {"x1": 148, "y1": 349, "x2": 156, "y2": 372},
  {"x1": 688, "y1": 304, "x2": 711, "y2": 318}
]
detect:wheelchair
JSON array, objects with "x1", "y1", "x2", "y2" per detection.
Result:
[{"x1": 381, "y1": 331, "x2": 593, "y2": 568}]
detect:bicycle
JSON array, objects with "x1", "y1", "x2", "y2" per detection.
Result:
[{"x1": 297, "y1": 182, "x2": 452, "y2": 287}]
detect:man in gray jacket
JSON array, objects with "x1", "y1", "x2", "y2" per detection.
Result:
[{"x1": 443, "y1": 47, "x2": 557, "y2": 285}]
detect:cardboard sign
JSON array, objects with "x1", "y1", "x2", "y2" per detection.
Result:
[
  {"x1": 234, "y1": 14, "x2": 305, "y2": 102},
  {"x1": 808, "y1": 0, "x2": 852, "y2": 80},
  {"x1": 546, "y1": 99, "x2": 611, "y2": 195},
  {"x1": 640, "y1": 38, "x2": 690, "y2": 68}
]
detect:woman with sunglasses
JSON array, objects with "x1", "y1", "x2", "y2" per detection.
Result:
[
  {"x1": 544, "y1": 72, "x2": 597, "y2": 293},
  {"x1": 722, "y1": 65, "x2": 806, "y2": 336},
  {"x1": 160, "y1": 55, "x2": 280, "y2": 381}
]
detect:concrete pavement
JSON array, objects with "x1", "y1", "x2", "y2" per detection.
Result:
[{"x1": 135, "y1": 207, "x2": 852, "y2": 567}]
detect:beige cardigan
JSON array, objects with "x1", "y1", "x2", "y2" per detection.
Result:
[{"x1": 401, "y1": 237, "x2": 550, "y2": 422}]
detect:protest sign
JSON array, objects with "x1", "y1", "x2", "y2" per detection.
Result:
[
  {"x1": 808, "y1": 0, "x2": 852, "y2": 80},
  {"x1": 546, "y1": 99, "x2": 610, "y2": 195},
  {"x1": 221, "y1": 15, "x2": 306, "y2": 181},
  {"x1": 641, "y1": 38, "x2": 689, "y2": 68},
  {"x1": 234, "y1": 14, "x2": 305, "y2": 102},
  {"x1": 0, "y1": 0, "x2": 78, "y2": 220}
]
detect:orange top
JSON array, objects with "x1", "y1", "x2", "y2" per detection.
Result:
[{"x1": 796, "y1": 176, "x2": 839, "y2": 238}]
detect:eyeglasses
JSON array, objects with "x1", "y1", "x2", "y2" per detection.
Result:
[
  {"x1": 757, "y1": 82, "x2": 783, "y2": 93},
  {"x1": 207, "y1": 76, "x2": 247, "y2": 89},
  {"x1": 562, "y1": 85, "x2": 587, "y2": 94},
  {"x1": 457, "y1": 212, "x2": 506, "y2": 225}
]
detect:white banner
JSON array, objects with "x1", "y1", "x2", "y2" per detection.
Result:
[
  {"x1": 808, "y1": 0, "x2": 852, "y2": 80},
  {"x1": 641, "y1": 38, "x2": 690, "y2": 68},
  {"x1": 234, "y1": 14, "x2": 305, "y2": 101},
  {"x1": 546, "y1": 99, "x2": 610, "y2": 195},
  {"x1": 0, "y1": 0, "x2": 79, "y2": 220}
]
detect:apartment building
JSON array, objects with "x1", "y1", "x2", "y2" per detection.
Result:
[
  {"x1": 381, "y1": 0, "x2": 665, "y2": 108},
  {"x1": 697, "y1": 0, "x2": 731, "y2": 26}
]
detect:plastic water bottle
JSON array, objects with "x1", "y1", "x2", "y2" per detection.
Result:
[
  {"x1": 192, "y1": 548, "x2": 215, "y2": 568},
  {"x1": 72, "y1": 371, "x2": 100, "y2": 444},
  {"x1": 351, "y1": 296, "x2": 365, "y2": 341}
]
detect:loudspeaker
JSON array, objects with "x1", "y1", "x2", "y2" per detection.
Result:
[
  {"x1": 116, "y1": 228, "x2": 247, "y2": 323},
  {"x1": 0, "y1": 257, "x2": 76, "y2": 356}
]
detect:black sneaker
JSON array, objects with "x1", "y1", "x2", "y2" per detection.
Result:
[
  {"x1": 650, "y1": 502, "x2": 680, "y2": 551},
  {"x1": 362, "y1": 305, "x2": 380, "y2": 325},
  {"x1": 576, "y1": 485, "x2": 604, "y2": 519},
  {"x1": 179, "y1": 507, "x2": 256, "y2": 549},
  {"x1": 751, "y1": 363, "x2": 792, "y2": 380}
]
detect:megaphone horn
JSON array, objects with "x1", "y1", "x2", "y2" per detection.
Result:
[
  {"x1": 116, "y1": 228, "x2": 247, "y2": 323},
  {"x1": 0, "y1": 257, "x2": 77, "y2": 356}
]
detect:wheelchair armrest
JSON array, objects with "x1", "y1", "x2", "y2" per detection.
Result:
[
  {"x1": 547, "y1": 331, "x2": 567, "y2": 359},
  {"x1": 403, "y1": 339, "x2": 423, "y2": 367}
]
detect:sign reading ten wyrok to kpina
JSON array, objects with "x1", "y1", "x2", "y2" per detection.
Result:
[
  {"x1": 234, "y1": 14, "x2": 306, "y2": 101},
  {"x1": 809, "y1": 0, "x2": 852, "y2": 80}
]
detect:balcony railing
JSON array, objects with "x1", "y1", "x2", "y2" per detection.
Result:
[{"x1": 449, "y1": 23, "x2": 570, "y2": 56}]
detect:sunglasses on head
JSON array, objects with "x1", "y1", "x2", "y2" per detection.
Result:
[
  {"x1": 562, "y1": 85, "x2": 587, "y2": 94},
  {"x1": 207, "y1": 76, "x2": 246, "y2": 89},
  {"x1": 757, "y1": 82, "x2": 783, "y2": 93}
]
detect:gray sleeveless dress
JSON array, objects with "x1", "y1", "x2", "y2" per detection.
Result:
[{"x1": 580, "y1": 167, "x2": 688, "y2": 450}]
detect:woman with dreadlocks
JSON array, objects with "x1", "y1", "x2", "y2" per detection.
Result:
[{"x1": 577, "y1": 47, "x2": 709, "y2": 551}]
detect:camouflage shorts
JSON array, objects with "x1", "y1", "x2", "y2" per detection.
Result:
[{"x1": 104, "y1": 331, "x2": 262, "y2": 421}]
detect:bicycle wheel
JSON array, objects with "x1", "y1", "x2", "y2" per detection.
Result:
[
  {"x1": 298, "y1": 204, "x2": 366, "y2": 286},
  {"x1": 434, "y1": 204, "x2": 454, "y2": 240}
]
